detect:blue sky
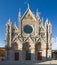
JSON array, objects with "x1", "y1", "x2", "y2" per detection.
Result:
[{"x1": 0, "y1": 0, "x2": 57, "y2": 49}]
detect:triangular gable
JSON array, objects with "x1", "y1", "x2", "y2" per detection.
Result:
[
  {"x1": 40, "y1": 26, "x2": 45, "y2": 31},
  {"x1": 12, "y1": 38, "x2": 22, "y2": 50},
  {"x1": 12, "y1": 34, "x2": 22, "y2": 43},
  {"x1": 36, "y1": 35, "x2": 45, "y2": 43},
  {"x1": 21, "y1": 8, "x2": 36, "y2": 21},
  {"x1": 25, "y1": 36, "x2": 34, "y2": 43}
]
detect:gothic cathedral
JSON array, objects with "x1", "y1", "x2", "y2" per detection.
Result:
[{"x1": 5, "y1": 4, "x2": 52, "y2": 61}]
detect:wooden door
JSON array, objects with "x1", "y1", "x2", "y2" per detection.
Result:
[
  {"x1": 37, "y1": 52, "x2": 42, "y2": 60},
  {"x1": 15, "y1": 52, "x2": 19, "y2": 61},
  {"x1": 55, "y1": 53, "x2": 57, "y2": 59}
]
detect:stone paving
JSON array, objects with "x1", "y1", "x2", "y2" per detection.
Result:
[{"x1": 0, "y1": 60, "x2": 57, "y2": 65}]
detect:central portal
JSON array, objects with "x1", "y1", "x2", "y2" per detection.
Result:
[
  {"x1": 26, "y1": 51, "x2": 31, "y2": 60},
  {"x1": 23, "y1": 42, "x2": 31, "y2": 60}
]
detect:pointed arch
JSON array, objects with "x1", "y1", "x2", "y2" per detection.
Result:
[
  {"x1": 35, "y1": 42, "x2": 41, "y2": 51},
  {"x1": 23, "y1": 42, "x2": 31, "y2": 51},
  {"x1": 12, "y1": 42, "x2": 18, "y2": 50},
  {"x1": 35, "y1": 42, "x2": 42, "y2": 60},
  {"x1": 22, "y1": 42, "x2": 31, "y2": 60},
  {"x1": 12, "y1": 37, "x2": 22, "y2": 50}
]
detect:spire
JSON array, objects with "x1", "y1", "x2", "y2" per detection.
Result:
[
  {"x1": 49, "y1": 22, "x2": 52, "y2": 27},
  {"x1": 28, "y1": 3, "x2": 30, "y2": 9},
  {"x1": 18, "y1": 8, "x2": 21, "y2": 34},
  {"x1": 14, "y1": 22, "x2": 18, "y2": 30},
  {"x1": 48, "y1": 22, "x2": 52, "y2": 32},
  {"x1": 6, "y1": 18, "x2": 12, "y2": 48},
  {"x1": 36, "y1": 9, "x2": 40, "y2": 20},
  {"x1": 8, "y1": 18, "x2": 11, "y2": 22},
  {"x1": 41, "y1": 17, "x2": 44, "y2": 25},
  {"x1": 7, "y1": 18, "x2": 12, "y2": 25},
  {"x1": 18, "y1": 8, "x2": 21, "y2": 29},
  {"x1": 46, "y1": 18, "x2": 49, "y2": 24},
  {"x1": 14, "y1": 22, "x2": 16, "y2": 26},
  {"x1": 8, "y1": 18, "x2": 11, "y2": 23},
  {"x1": 18, "y1": 8, "x2": 21, "y2": 18}
]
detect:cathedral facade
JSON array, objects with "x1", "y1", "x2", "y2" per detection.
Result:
[{"x1": 5, "y1": 4, "x2": 52, "y2": 61}]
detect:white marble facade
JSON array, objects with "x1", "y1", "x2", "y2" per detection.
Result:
[{"x1": 5, "y1": 4, "x2": 52, "y2": 61}]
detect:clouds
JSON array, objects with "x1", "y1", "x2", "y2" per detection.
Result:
[{"x1": 52, "y1": 37, "x2": 57, "y2": 50}]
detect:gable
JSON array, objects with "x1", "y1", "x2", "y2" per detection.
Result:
[
  {"x1": 40, "y1": 26, "x2": 45, "y2": 32},
  {"x1": 21, "y1": 9, "x2": 36, "y2": 21},
  {"x1": 25, "y1": 37, "x2": 33, "y2": 43},
  {"x1": 24, "y1": 12, "x2": 33, "y2": 20}
]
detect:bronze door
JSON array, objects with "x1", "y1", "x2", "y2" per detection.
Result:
[{"x1": 26, "y1": 51, "x2": 31, "y2": 60}]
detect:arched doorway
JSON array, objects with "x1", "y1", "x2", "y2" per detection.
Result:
[
  {"x1": 23, "y1": 42, "x2": 31, "y2": 60},
  {"x1": 35, "y1": 42, "x2": 42, "y2": 60},
  {"x1": 37, "y1": 52, "x2": 42, "y2": 60},
  {"x1": 12, "y1": 42, "x2": 18, "y2": 50},
  {"x1": 26, "y1": 50, "x2": 31, "y2": 60},
  {"x1": 12, "y1": 42, "x2": 19, "y2": 61},
  {"x1": 15, "y1": 52, "x2": 19, "y2": 61}
]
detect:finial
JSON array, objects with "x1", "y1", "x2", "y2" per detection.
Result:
[
  {"x1": 8, "y1": 18, "x2": 11, "y2": 24},
  {"x1": 8, "y1": 18, "x2": 11, "y2": 22},
  {"x1": 36, "y1": 9, "x2": 40, "y2": 20},
  {"x1": 36, "y1": 9, "x2": 40, "y2": 15},
  {"x1": 18, "y1": 8, "x2": 21, "y2": 17},
  {"x1": 46, "y1": 18, "x2": 49, "y2": 24},
  {"x1": 46, "y1": 18, "x2": 48, "y2": 22},
  {"x1": 36, "y1": 9, "x2": 38, "y2": 16},
  {"x1": 36, "y1": 9, "x2": 38, "y2": 12},
  {"x1": 14, "y1": 22, "x2": 16, "y2": 27},
  {"x1": 28, "y1": 3, "x2": 29, "y2": 9}
]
